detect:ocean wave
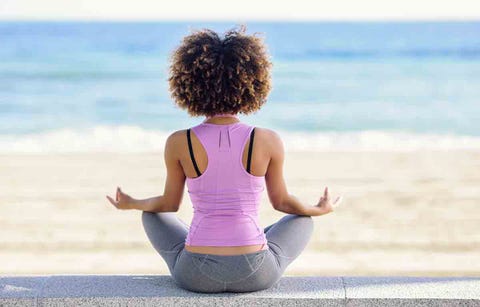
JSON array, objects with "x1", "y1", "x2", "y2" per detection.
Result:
[
  {"x1": 282, "y1": 48, "x2": 480, "y2": 60},
  {"x1": 0, "y1": 71, "x2": 154, "y2": 81},
  {"x1": 1, "y1": 125, "x2": 480, "y2": 153}
]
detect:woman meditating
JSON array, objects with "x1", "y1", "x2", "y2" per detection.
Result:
[{"x1": 106, "y1": 25, "x2": 342, "y2": 293}]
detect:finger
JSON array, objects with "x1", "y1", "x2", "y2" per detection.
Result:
[
  {"x1": 118, "y1": 187, "x2": 126, "y2": 199},
  {"x1": 106, "y1": 195, "x2": 118, "y2": 207},
  {"x1": 116, "y1": 187, "x2": 120, "y2": 201},
  {"x1": 324, "y1": 187, "x2": 330, "y2": 200},
  {"x1": 107, "y1": 195, "x2": 117, "y2": 206}
]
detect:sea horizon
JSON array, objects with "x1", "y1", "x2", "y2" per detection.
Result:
[{"x1": 1, "y1": 20, "x2": 479, "y2": 152}]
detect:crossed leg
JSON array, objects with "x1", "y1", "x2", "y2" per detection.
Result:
[
  {"x1": 141, "y1": 211, "x2": 190, "y2": 275},
  {"x1": 262, "y1": 214, "x2": 314, "y2": 273},
  {"x1": 142, "y1": 211, "x2": 314, "y2": 276}
]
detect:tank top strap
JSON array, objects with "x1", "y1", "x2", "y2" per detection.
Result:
[
  {"x1": 190, "y1": 123, "x2": 231, "y2": 157},
  {"x1": 229, "y1": 123, "x2": 254, "y2": 164},
  {"x1": 191, "y1": 122, "x2": 254, "y2": 172},
  {"x1": 190, "y1": 124, "x2": 216, "y2": 157}
]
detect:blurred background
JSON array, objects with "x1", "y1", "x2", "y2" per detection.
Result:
[{"x1": 1, "y1": 0, "x2": 479, "y2": 276}]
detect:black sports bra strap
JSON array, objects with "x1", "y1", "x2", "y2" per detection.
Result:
[
  {"x1": 187, "y1": 129, "x2": 202, "y2": 177},
  {"x1": 246, "y1": 127, "x2": 255, "y2": 174}
]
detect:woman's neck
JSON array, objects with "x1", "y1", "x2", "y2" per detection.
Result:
[{"x1": 203, "y1": 113, "x2": 240, "y2": 124}]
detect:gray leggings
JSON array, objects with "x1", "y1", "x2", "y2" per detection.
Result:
[{"x1": 141, "y1": 211, "x2": 314, "y2": 293}]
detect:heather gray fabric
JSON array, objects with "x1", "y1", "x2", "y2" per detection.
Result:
[{"x1": 142, "y1": 212, "x2": 314, "y2": 293}]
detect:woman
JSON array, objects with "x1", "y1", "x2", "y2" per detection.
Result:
[{"x1": 106, "y1": 25, "x2": 342, "y2": 293}]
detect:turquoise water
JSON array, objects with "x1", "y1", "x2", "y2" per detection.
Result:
[{"x1": 1, "y1": 21, "x2": 479, "y2": 152}]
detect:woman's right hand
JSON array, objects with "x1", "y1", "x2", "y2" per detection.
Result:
[{"x1": 315, "y1": 187, "x2": 342, "y2": 216}]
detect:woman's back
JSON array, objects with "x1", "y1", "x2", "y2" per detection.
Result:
[
  {"x1": 182, "y1": 115, "x2": 271, "y2": 255},
  {"x1": 184, "y1": 118, "x2": 268, "y2": 251}
]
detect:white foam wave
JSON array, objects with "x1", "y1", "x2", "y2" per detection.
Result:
[
  {"x1": 0, "y1": 126, "x2": 168, "y2": 154},
  {"x1": 279, "y1": 130, "x2": 480, "y2": 151},
  {"x1": 1, "y1": 125, "x2": 480, "y2": 153}
]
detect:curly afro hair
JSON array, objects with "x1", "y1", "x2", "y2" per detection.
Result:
[{"x1": 167, "y1": 24, "x2": 273, "y2": 117}]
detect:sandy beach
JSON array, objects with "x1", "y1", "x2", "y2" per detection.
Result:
[{"x1": 1, "y1": 151, "x2": 479, "y2": 276}]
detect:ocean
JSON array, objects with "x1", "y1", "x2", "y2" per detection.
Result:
[{"x1": 1, "y1": 21, "x2": 479, "y2": 152}]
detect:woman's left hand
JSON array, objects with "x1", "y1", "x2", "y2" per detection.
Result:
[{"x1": 106, "y1": 187, "x2": 135, "y2": 210}]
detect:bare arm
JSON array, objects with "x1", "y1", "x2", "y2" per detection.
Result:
[
  {"x1": 133, "y1": 131, "x2": 186, "y2": 212},
  {"x1": 107, "y1": 130, "x2": 186, "y2": 212},
  {"x1": 264, "y1": 130, "x2": 341, "y2": 217}
]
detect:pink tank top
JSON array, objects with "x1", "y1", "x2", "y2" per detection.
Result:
[{"x1": 184, "y1": 117, "x2": 268, "y2": 248}]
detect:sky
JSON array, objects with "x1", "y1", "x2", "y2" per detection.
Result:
[{"x1": 0, "y1": 0, "x2": 479, "y2": 21}]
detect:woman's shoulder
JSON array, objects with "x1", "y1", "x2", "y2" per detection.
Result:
[
  {"x1": 167, "y1": 129, "x2": 187, "y2": 140},
  {"x1": 250, "y1": 126, "x2": 284, "y2": 151},
  {"x1": 164, "y1": 129, "x2": 188, "y2": 151},
  {"x1": 251, "y1": 125, "x2": 281, "y2": 139}
]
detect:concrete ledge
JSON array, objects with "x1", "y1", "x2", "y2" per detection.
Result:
[{"x1": 1, "y1": 275, "x2": 479, "y2": 306}]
